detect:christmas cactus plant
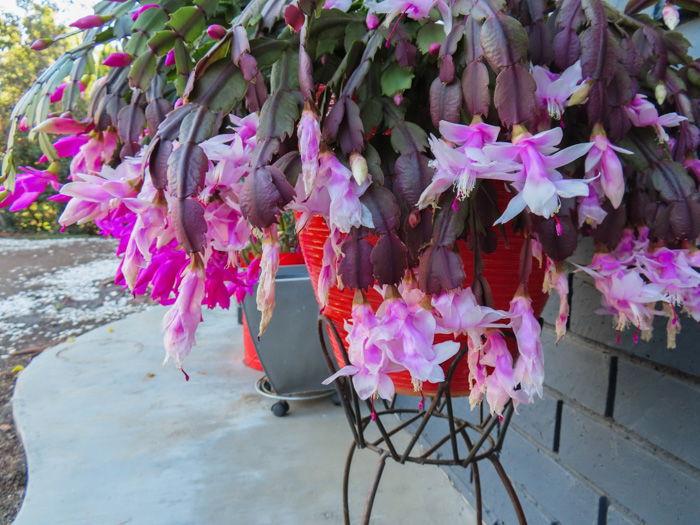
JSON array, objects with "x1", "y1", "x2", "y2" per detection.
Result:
[{"x1": 2, "y1": 0, "x2": 699, "y2": 416}]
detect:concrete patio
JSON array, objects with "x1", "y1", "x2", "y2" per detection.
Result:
[{"x1": 12, "y1": 306, "x2": 474, "y2": 525}]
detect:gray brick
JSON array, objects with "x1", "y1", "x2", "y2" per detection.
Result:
[
  {"x1": 614, "y1": 359, "x2": 700, "y2": 470},
  {"x1": 542, "y1": 327, "x2": 610, "y2": 415},
  {"x1": 511, "y1": 389, "x2": 558, "y2": 450},
  {"x1": 566, "y1": 277, "x2": 700, "y2": 376},
  {"x1": 500, "y1": 428, "x2": 600, "y2": 524},
  {"x1": 558, "y1": 405, "x2": 700, "y2": 524}
]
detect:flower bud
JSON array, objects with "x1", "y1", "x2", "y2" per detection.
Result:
[
  {"x1": 393, "y1": 93, "x2": 403, "y2": 106},
  {"x1": 18, "y1": 116, "x2": 29, "y2": 131},
  {"x1": 48, "y1": 161, "x2": 61, "y2": 174},
  {"x1": 662, "y1": 3, "x2": 679, "y2": 30},
  {"x1": 165, "y1": 48, "x2": 175, "y2": 67},
  {"x1": 349, "y1": 152, "x2": 369, "y2": 186},
  {"x1": 428, "y1": 42, "x2": 440, "y2": 56},
  {"x1": 206, "y1": 24, "x2": 226, "y2": 40},
  {"x1": 102, "y1": 52, "x2": 132, "y2": 67},
  {"x1": 70, "y1": 14, "x2": 111, "y2": 30},
  {"x1": 655, "y1": 83, "x2": 667, "y2": 105},
  {"x1": 284, "y1": 4, "x2": 304, "y2": 33},
  {"x1": 30, "y1": 38, "x2": 52, "y2": 51},
  {"x1": 131, "y1": 4, "x2": 159, "y2": 21},
  {"x1": 366, "y1": 13, "x2": 379, "y2": 30}
]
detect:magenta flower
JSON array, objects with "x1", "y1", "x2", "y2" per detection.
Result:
[
  {"x1": 584, "y1": 130, "x2": 632, "y2": 209},
  {"x1": 38, "y1": 134, "x2": 90, "y2": 163},
  {"x1": 481, "y1": 330, "x2": 525, "y2": 417},
  {"x1": 490, "y1": 127, "x2": 593, "y2": 224},
  {"x1": 70, "y1": 14, "x2": 110, "y2": 30},
  {"x1": 297, "y1": 107, "x2": 321, "y2": 197},
  {"x1": 625, "y1": 94, "x2": 686, "y2": 142},
  {"x1": 531, "y1": 61, "x2": 583, "y2": 120},
  {"x1": 102, "y1": 52, "x2": 132, "y2": 67},
  {"x1": 419, "y1": 121, "x2": 518, "y2": 208},
  {"x1": 207, "y1": 24, "x2": 227, "y2": 39},
  {"x1": 256, "y1": 230, "x2": 280, "y2": 337},
  {"x1": 323, "y1": 300, "x2": 399, "y2": 401},
  {"x1": 162, "y1": 264, "x2": 206, "y2": 366},
  {"x1": 366, "y1": 13, "x2": 380, "y2": 29},
  {"x1": 48, "y1": 81, "x2": 86, "y2": 103},
  {"x1": 509, "y1": 294, "x2": 544, "y2": 400},
  {"x1": 317, "y1": 152, "x2": 373, "y2": 233},
  {"x1": 165, "y1": 48, "x2": 175, "y2": 67},
  {"x1": 0, "y1": 167, "x2": 60, "y2": 211},
  {"x1": 542, "y1": 258, "x2": 569, "y2": 341},
  {"x1": 131, "y1": 4, "x2": 159, "y2": 21},
  {"x1": 32, "y1": 116, "x2": 88, "y2": 134},
  {"x1": 70, "y1": 131, "x2": 119, "y2": 174}
]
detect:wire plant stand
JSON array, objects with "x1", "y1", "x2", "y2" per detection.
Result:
[{"x1": 318, "y1": 315, "x2": 528, "y2": 525}]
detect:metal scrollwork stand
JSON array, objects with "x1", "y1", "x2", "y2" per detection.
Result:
[{"x1": 318, "y1": 315, "x2": 528, "y2": 525}]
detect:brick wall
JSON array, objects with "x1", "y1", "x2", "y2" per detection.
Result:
[{"x1": 395, "y1": 261, "x2": 700, "y2": 524}]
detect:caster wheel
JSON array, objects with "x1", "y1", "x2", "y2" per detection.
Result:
[
  {"x1": 271, "y1": 400, "x2": 290, "y2": 417},
  {"x1": 331, "y1": 391, "x2": 341, "y2": 406}
]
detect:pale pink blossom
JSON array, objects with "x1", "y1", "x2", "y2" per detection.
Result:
[
  {"x1": 419, "y1": 121, "x2": 519, "y2": 208},
  {"x1": 625, "y1": 94, "x2": 686, "y2": 142},
  {"x1": 317, "y1": 228, "x2": 342, "y2": 308},
  {"x1": 256, "y1": 230, "x2": 280, "y2": 337},
  {"x1": 323, "y1": 0, "x2": 352, "y2": 10},
  {"x1": 663, "y1": 3, "x2": 680, "y2": 30},
  {"x1": 481, "y1": 330, "x2": 525, "y2": 417},
  {"x1": 542, "y1": 258, "x2": 569, "y2": 341},
  {"x1": 532, "y1": 61, "x2": 583, "y2": 120},
  {"x1": 204, "y1": 200, "x2": 251, "y2": 253},
  {"x1": 162, "y1": 264, "x2": 206, "y2": 366},
  {"x1": 509, "y1": 294, "x2": 544, "y2": 400},
  {"x1": 323, "y1": 301, "x2": 399, "y2": 401},
  {"x1": 432, "y1": 287, "x2": 508, "y2": 342},
  {"x1": 490, "y1": 127, "x2": 593, "y2": 224},
  {"x1": 317, "y1": 151, "x2": 373, "y2": 233},
  {"x1": 577, "y1": 183, "x2": 608, "y2": 228},
  {"x1": 584, "y1": 131, "x2": 631, "y2": 209},
  {"x1": 297, "y1": 108, "x2": 321, "y2": 197},
  {"x1": 366, "y1": 0, "x2": 436, "y2": 19}
]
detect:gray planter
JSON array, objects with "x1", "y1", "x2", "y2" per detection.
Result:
[{"x1": 241, "y1": 264, "x2": 333, "y2": 396}]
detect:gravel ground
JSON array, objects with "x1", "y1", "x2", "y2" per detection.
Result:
[{"x1": 0, "y1": 236, "x2": 149, "y2": 523}]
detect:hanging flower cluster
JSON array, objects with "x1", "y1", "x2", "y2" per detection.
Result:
[{"x1": 2, "y1": 0, "x2": 698, "y2": 416}]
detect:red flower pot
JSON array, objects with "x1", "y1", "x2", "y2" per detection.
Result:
[
  {"x1": 242, "y1": 251, "x2": 306, "y2": 371},
  {"x1": 297, "y1": 199, "x2": 548, "y2": 397}
]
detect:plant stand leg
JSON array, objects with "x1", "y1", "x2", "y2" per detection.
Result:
[
  {"x1": 343, "y1": 442, "x2": 356, "y2": 525},
  {"x1": 489, "y1": 455, "x2": 527, "y2": 525},
  {"x1": 361, "y1": 452, "x2": 389, "y2": 525}
]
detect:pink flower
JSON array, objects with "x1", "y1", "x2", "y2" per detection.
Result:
[
  {"x1": 165, "y1": 48, "x2": 175, "y2": 67},
  {"x1": 70, "y1": 131, "x2": 118, "y2": 174},
  {"x1": 432, "y1": 287, "x2": 508, "y2": 341},
  {"x1": 323, "y1": 301, "x2": 399, "y2": 401},
  {"x1": 48, "y1": 81, "x2": 86, "y2": 103},
  {"x1": 32, "y1": 116, "x2": 88, "y2": 134},
  {"x1": 625, "y1": 94, "x2": 686, "y2": 142},
  {"x1": 204, "y1": 200, "x2": 251, "y2": 252},
  {"x1": 663, "y1": 3, "x2": 680, "y2": 30},
  {"x1": 317, "y1": 152, "x2": 373, "y2": 233},
  {"x1": 256, "y1": 231, "x2": 280, "y2": 337},
  {"x1": 366, "y1": 13, "x2": 380, "y2": 30},
  {"x1": 18, "y1": 116, "x2": 29, "y2": 131},
  {"x1": 207, "y1": 24, "x2": 227, "y2": 39},
  {"x1": 131, "y1": 4, "x2": 159, "y2": 21},
  {"x1": 70, "y1": 14, "x2": 109, "y2": 30},
  {"x1": 323, "y1": 0, "x2": 352, "y2": 11},
  {"x1": 162, "y1": 264, "x2": 206, "y2": 366},
  {"x1": 373, "y1": 290, "x2": 460, "y2": 384},
  {"x1": 577, "y1": 183, "x2": 608, "y2": 228},
  {"x1": 542, "y1": 258, "x2": 569, "y2": 341},
  {"x1": 509, "y1": 294, "x2": 544, "y2": 400},
  {"x1": 490, "y1": 127, "x2": 593, "y2": 224},
  {"x1": 0, "y1": 167, "x2": 60, "y2": 211},
  {"x1": 38, "y1": 134, "x2": 90, "y2": 162},
  {"x1": 419, "y1": 121, "x2": 518, "y2": 208},
  {"x1": 531, "y1": 61, "x2": 583, "y2": 120},
  {"x1": 367, "y1": 0, "x2": 436, "y2": 19},
  {"x1": 481, "y1": 330, "x2": 525, "y2": 417},
  {"x1": 585, "y1": 130, "x2": 632, "y2": 209},
  {"x1": 102, "y1": 52, "x2": 132, "y2": 67},
  {"x1": 297, "y1": 107, "x2": 321, "y2": 197}
]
